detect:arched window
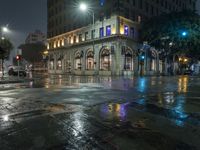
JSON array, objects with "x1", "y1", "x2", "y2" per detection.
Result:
[
  {"x1": 49, "y1": 54, "x2": 54, "y2": 70},
  {"x1": 75, "y1": 51, "x2": 82, "y2": 70},
  {"x1": 57, "y1": 55, "x2": 63, "y2": 70},
  {"x1": 124, "y1": 49, "x2": 133, "y2": 70},
  {"x1": 100, "y1": 48, "x2": 111, "y2": 70},
  {"x1": 86, "y1": 50, "x2": 94, "y2": 70}
]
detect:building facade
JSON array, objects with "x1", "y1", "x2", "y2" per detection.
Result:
[
  {"x1": 47, "y1": 15, "x2": 161, "y2": 76},
  {"x1": 47, "y1": 0, "x2": 196, "y2": 38},
  {"x1": 25, "y1": 30, "x2": 46, "y2": 44},
  {"x1": 47, "y1": 0, "x2": 196, "y2": 76}
]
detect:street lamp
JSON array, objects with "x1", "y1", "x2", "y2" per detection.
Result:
[
  {"x1": 1, "y1": 26, "x2": 9, "y2": 40},
  {"x1": 79, "y1": 3, "x2": 87, "y2": 11},
  {"x1": 79, "y1": 2, "x2": 95, "y2": 70},
  {"x1": 0, "y1": 25, "x2": 10, "y2": 78},
  {"x1": 79, "y1": 3, "x2": 95, "y2": 49},
  {"x1": 2, "y1": 26, "x2": 9, "y2": 33}
]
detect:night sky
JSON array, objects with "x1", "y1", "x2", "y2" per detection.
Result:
[
  {"x1": 0, "y1": 0, "x2": 47, "y2": 50},
  {"x1": 0, "y1": 0, "x2": 200, "y2": 50}
]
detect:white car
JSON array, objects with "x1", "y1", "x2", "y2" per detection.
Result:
[{"x1": 8, "y1": 66, "x2": 27, "y2": 77}]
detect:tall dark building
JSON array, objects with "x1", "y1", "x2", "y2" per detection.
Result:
[{"x1": 47, "y1": 0, "x2": 196, "y2": 38}]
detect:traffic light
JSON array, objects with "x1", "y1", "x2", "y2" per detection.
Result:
[
  {"x1": 141, "y1": 55, "x2": 145, "y2": 60},
  {"x1": 16, "y1": 55, "x2": 21, "y2": 61},
  {"x1": 181, "y1": 31, "x2": 188, "y2": 37},
  {"x1": 140, "y1": 52, "x2": 145, "y2": 60}
]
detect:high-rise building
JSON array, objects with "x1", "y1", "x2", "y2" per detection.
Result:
[{"x1": 47, "y1": 0, "x2": 196, "y2": 38}]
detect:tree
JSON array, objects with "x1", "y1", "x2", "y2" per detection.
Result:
[
  {"x1": 0, "y1": 38, "x2": 13, "y2": 77},
  {"x1": 18, "y1": 43, "x2": 47, "y2": 70},
  {"x1": 18, "y1": 43, "x2": 46, "y2": 63},
  {"x1": 141, "y1": 10, "x2": 200, "y2": 60}
]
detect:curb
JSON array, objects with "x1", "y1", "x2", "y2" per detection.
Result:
[{"x1": 0, "y1": 79, "x2": 34, "y2": 84}]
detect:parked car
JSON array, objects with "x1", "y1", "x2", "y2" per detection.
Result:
[{"x1": 8, "y1": 66, "x2": 27, "y2": 77}]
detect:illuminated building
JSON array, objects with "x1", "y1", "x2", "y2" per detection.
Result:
[{"x1": 47, "y1": 0, "x2": 196, "y2": 75}]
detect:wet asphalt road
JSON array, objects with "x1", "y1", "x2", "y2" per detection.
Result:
[{"x1": 0, "y1": 74, "x2": 200, "y2": 150}]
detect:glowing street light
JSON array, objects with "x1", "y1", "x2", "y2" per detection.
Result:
[
  {"x1": 79, "y1": 2, "x2": 95, "y2": 68},
  {"x1": 79, "y1": 3, "x2": 87, "y2": 11},
  {"x1": 2, "y1": 26, "x2": 9, "y2": 33},
  {"x1": 181, "y1": 31, "x2": 187, "y2": 37},
  {"x1": 1, "y1": 26, "x2": 10, "y2": 40},
  {"x1": 79, "y1": 3, "x2": 94, "y2": 37}
]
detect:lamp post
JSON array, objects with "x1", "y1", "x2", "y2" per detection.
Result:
[
  {"x1": 79, "y1": 3, "x2": 95, "y2": 69},
  {"x1": 0, "y1": 25, "x2": 9, "y2": 78},
  {"x1": 1, "y1": 26, "x2": 9, "y2": 39},
  {"x1": 79, "y1": 3, "x2": 95, "y2": 38}
]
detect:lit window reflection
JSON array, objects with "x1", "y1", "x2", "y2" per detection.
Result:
[
  {"x1": 100, "y1": 103, "x2": 128, "y2": 120},
  {"x1": 164, "y1": 92, "x2": 175, "y2": 105},
  {"x1": 138, "y1": 78, "x2": 146, "y2": 92},
  {"x1": 71, "y1": 112, "x2": 84, "y2": 137},
  {"x1": 173, "y1": 95, "x2": 187, "y2": 127},
  {"x1": 178, "y1": 76, "x2": 188, "y2": 93}
]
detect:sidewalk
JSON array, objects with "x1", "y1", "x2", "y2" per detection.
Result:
[{"x1": 0, "y1": 76, "x2": 34, "y2": 84}]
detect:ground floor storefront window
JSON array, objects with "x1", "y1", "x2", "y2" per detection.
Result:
[
  {"x1": 75, "y1": 51, "x2": 82, "y2": 70},
  {"x1": 151, "y1": 59, "x2": 156, "y2": 71},
  {"x1": 86, "y1": 51, "x2": 94, "y2": 70},
  {"x1": 57, "y1": 60, "x2": 62, "y2": 70},
  {"x1": 124, "y1": 50, "x2": 133, "y2": 70},
  {"x1": 100, "y1": 49, "x2": 111, "y2": 70},
  {"x1": 50, "y1": 61, "x2": 54, "y2": 70}
]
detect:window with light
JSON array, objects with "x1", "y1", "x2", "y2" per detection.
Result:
[
  {"x1": 86, "y1": 50, "x2": 94, "y2": 70},
  {"x1": 75, "y1": 52, "x2": 82, "y2": 70},
  {"x1": 106, "y1": 25, "x2": 111, "y2": 36},
  {"x1": 124, "y1": 25, "x2": 129, "y2": 36}
]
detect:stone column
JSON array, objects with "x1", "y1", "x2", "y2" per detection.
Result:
[
  {"x1": 94, "y1": 45, "x2": 99, "y2": 75},
  {"x1": 54, "y1": 53, "x2": 57, "y2": 74},
  {"x1": 114, "y1": 42, "x2": 122, "y2": 76},
  {"x1": 156, "y1": 54, "x2": 160, "y2": 75}
]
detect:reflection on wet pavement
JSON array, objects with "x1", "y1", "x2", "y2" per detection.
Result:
[{"x1": 0, "y1": 74, "x2": 200, "y2": 149}]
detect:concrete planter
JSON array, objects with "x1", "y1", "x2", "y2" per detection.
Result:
[
  {"x1": 74, "y1": 70, "x2": 82, "y2": 75},
  {"x1": 99, "y1": 70, "x2": 112, "y2": 76},
  {"x1": 85, "y1": 70, "x2": 95, "y2": 76},
  {"x1": 123, "y1": 71, "x2": 134, "y2": 76}
]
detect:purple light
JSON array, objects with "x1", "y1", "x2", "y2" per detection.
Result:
[
  {"x1": 106, "y1": 26, "x2": 111, "y2": 36},
  {"x1": 124, "y1": 25, "x2": 129, "y2": 36}
]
